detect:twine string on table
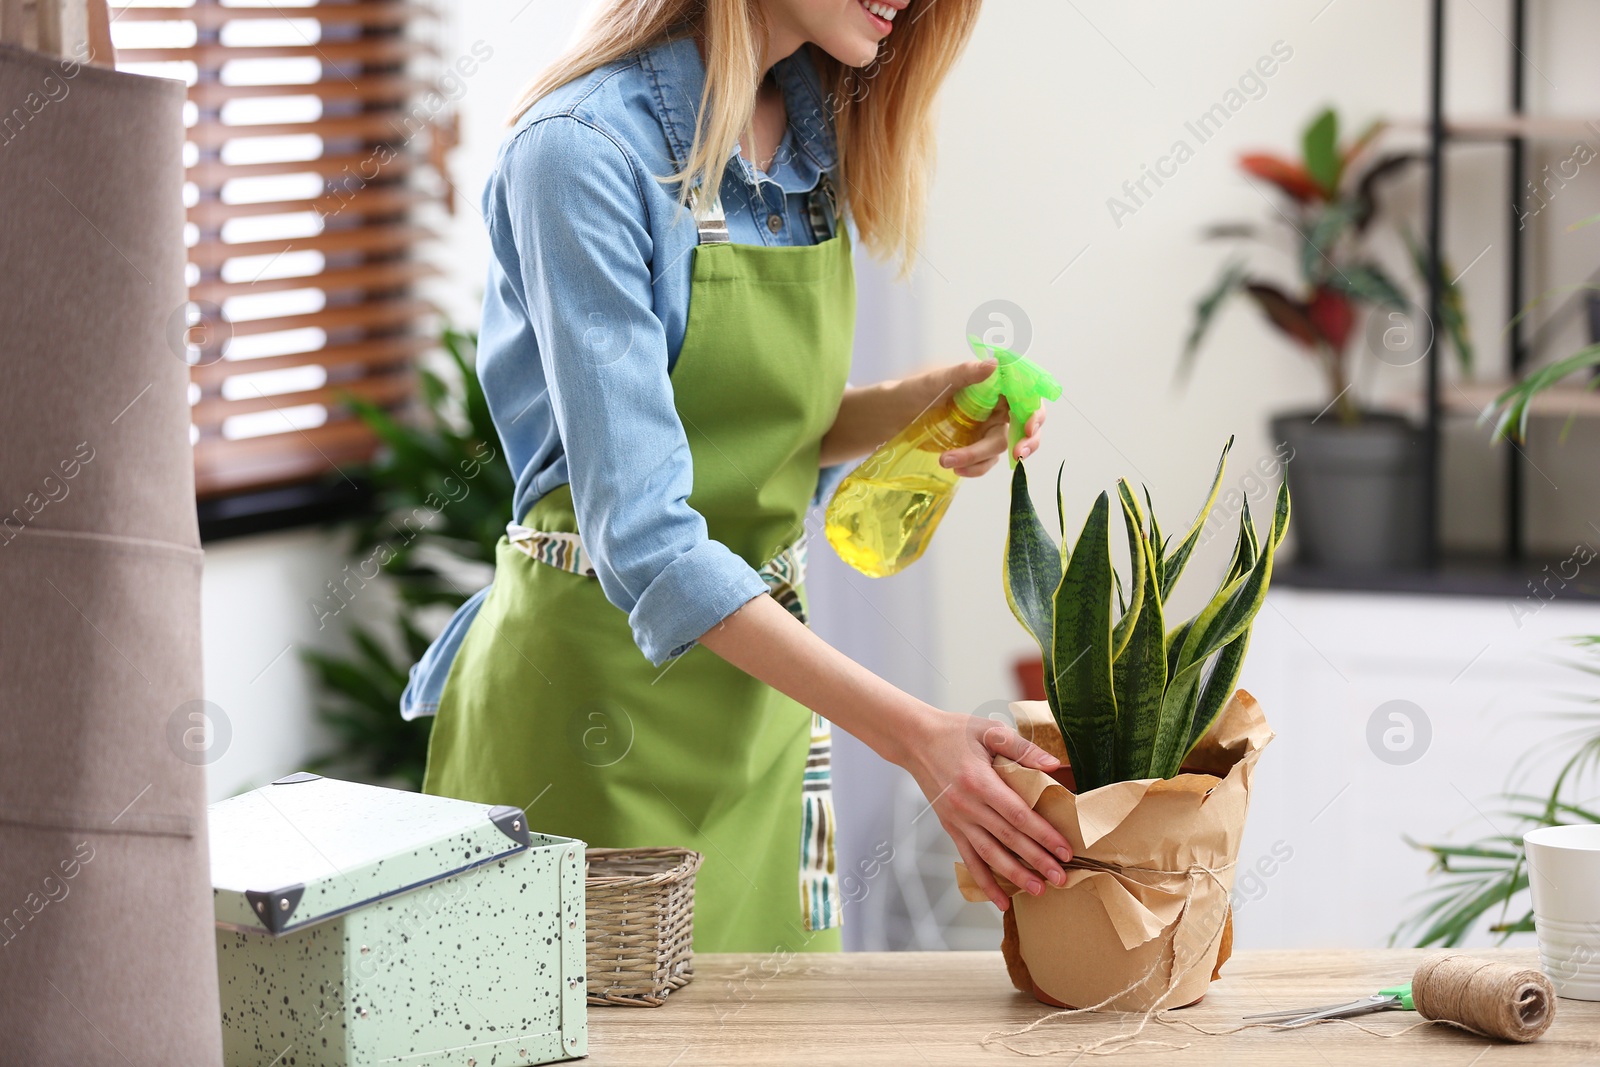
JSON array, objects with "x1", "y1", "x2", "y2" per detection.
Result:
[
  {"x1": 987, "y1": 946, "x2": 1558, "y2": 1055},
  {"x1": 1149, "y1": 954, "x2": 1555, "y2": 1045},
  {"x1": 982, "y1": 859, "x2": 1238, "y2": 1057}
]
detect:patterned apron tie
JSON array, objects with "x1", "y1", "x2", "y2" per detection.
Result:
[{"x1": 505, "y1": 522, "x2": 841, "y2": 932}]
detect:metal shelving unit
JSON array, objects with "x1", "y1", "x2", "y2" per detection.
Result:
[
  {"x1": 1423, "y1": 0, "x2": 1572, "y2": 564},
  {"x1": 1420, "y1": 0, "x2": 1534, "y2": 566},
  {"x1": 1276, "y1": 0, "x2": 1600, "y2": 599}
]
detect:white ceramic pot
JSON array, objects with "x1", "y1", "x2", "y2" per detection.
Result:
[{"x1": 1525, "y1": 824, "x2": 1600, "y2": 1000}]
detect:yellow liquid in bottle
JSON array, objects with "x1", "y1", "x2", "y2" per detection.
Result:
[{"x1": 825, "y1": 402, "x2": 989, "y2": 577}]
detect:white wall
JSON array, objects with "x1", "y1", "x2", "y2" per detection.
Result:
[
  {"x1": 200, "y1": 529, "x2": 343, "y2": 800},
  {"x1": 200, "y1": 527, "x2": 409, "y2": 801}
]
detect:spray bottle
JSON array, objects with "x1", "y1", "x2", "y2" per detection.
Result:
[{"x1": 824, "y1": 337, "x2": 1063, "y2": 578}]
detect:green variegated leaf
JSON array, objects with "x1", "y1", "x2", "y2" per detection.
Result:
[
  {"x1": 1233, "y1": 496, "x2": 1260, "y2": 581},
  {"x1": 1003, "y1": 463, "x2": 1062, "y2": 708},
  {"x1": 1165, "y1": 617, "x2": 1194, "y2": 681},
  {"x1": 1151, "y1": 481, "x2": 1290, "y2": 776},
  {"x1": 1053, "y1": 492, "x2": 1119, "y2": 791},
  {"x1": 1178, "y1": 483, "x2": 1287, "y2": 670},
  {"x1": 1158, "y1": 575, "x2": 1241, "y2": 777},
  {"x1": 1113, "y1": 510, "x2": 1166, "y2": 780},
  {"x1": 1143, "y1": 485, "x2": 1167, "y2": 592},
  {"x1": 1162, "y1": 436, "x2": 1234, "y2": 598},
  {"x1": 1111, "y1": 480, "x2": 1146, "y2": 660},
  {"x1": 1055, "y1": 463, "x2": 1069, "y2": 546},
  {"x1": 1186, "y1": 629, "x2": 1251, "y2": 754},
  {"x1": 1167, "y1": 513, "x2": 1253, "y2": 682}
]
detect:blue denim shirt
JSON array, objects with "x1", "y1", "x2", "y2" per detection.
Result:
[{"x1": 401, "y1": 35, "x2": 850, "y2": 718}]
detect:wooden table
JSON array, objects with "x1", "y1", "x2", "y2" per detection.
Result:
[{"x1": 586, "y1": 949, "x2": 1599, "y2": 1065}]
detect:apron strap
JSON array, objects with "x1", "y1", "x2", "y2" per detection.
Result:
[
  {"x1": 687, "y1": 184, "x2": 730, "y2": 246},
  {"x1": 806, "y1": 173, "x2": 837, "y2": 245},
  {"x1": 690, "y1": 173, "x2": 837, "y2": 247},
  {"x1": 504, "y1": 526, "x2": 596, "y2": 577},
  {"x1": 800, "y1": 713, "x2": 840, "y2": 932}
]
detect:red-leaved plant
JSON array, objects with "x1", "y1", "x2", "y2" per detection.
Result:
[{"x1": 1182, "y1": 108, "x2": 1472, "y2": 424}]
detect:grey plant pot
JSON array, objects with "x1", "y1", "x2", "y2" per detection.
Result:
[{"x1": 1270, "y1": 412, "x2": 1427, "y2": 571}]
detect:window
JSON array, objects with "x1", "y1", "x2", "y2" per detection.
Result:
[{"x1": 112, "y1": 0, "x2": 450, "y2": 518}]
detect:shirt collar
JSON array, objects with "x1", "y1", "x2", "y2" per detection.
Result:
[{"x1": 641, "y1": 33, "x2": 839, "y2": 192}]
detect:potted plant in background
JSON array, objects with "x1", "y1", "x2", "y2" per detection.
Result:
[
  {"x1": 1397, "y1": 635, "x2": 1600, "y2": 948},
  {"x1": 1181, "y1": 108, "x2": 1472, "y2": 572},
  {"x1": 956, "y1": 441, "x2": 1287, "y2": 1011}
]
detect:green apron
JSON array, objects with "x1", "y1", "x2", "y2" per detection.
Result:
[{"x1": 423, "y1": 183, "x2": 855, "y2": 954}]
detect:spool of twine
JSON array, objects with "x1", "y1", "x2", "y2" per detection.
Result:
[{"x1": 1411, "y1": 953, "x2": 1556, "y2": 1043}]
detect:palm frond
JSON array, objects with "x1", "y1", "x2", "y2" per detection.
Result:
[{"x1": 1398, "y1": 644, "x2": 1600, "y2": 946}]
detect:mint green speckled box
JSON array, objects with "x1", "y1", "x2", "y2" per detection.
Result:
[{"x1": 209, "y1": 773, "x2": 586, "y2": 1066}]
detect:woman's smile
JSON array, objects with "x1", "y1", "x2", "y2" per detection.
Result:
[{"x1": 856, "y1": 0, "x2": 904, "y2": 35}]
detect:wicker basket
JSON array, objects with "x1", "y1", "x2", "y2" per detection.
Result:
[{"x1": 584, "y1": 847, "x2": 704, "y2": 1006}]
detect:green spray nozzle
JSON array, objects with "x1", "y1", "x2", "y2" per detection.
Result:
[{"x1": 955, "y1": 336, "x2": 1063, "y2": 466}]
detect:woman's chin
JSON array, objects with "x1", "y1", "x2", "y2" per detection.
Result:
[{"x1": 815, "y1": 32, "x2": 885, "y2": 70}]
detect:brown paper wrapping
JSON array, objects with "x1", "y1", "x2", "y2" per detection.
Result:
[
  {"x1": 958, "y1": 691, "x2": 1273, "y2": 1011},
  {"x1": 0, "y1": 43, "x2": 223, "y2": 1064}
]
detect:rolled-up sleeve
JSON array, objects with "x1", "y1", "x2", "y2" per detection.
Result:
[{"x1": 498, "y1": 116, "x2": 766, "y2": 665}]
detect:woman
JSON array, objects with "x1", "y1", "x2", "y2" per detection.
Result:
[{"x1": 404, "y1": 0, "x2": 1073, "y2": 953}]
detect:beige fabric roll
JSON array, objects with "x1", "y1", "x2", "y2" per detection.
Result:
[{"x1": 0, "y1": 43, "x2": 222, "y2": 1064}]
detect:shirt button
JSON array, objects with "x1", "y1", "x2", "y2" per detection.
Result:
[{"x1": 766, "y1": 213, "x2": 784, "y2": 234}]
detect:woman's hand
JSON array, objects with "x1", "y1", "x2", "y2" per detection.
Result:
[
  {"x1": 902, "y1": 710, "x2": 1075, "y2": 912},
  {"x1": 818, "y1": 360, "x2": 1047, "y2": 471}
]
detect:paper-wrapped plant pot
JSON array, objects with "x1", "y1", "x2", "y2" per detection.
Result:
[{"x1": 958, "y1": 691, "x2": 1273, "y2": 1012}]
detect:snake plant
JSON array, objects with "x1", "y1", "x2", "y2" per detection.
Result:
[{"x1": 1004, "y1": 439, "x2": 1289, "y2": 791}]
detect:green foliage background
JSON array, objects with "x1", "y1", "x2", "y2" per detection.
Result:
[
  {"x1": 1398, "y1": 640, "x2": 1600, "y2": 946},
  {"x1": 302, "y1": 328, "x2": 514, "y2": 789}
]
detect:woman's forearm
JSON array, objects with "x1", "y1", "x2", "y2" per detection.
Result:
[
  {"x1": 697, "y1": 592, "x2": 1077, "y2": 907},
  {"x1": 818, "y1": 360, "x2": 1017, "y2": 468},
  {"x1": 696, "y1": 591, "x2": 927, "y2": 766},
  {"x1": 817, "y1": 379, "x2": 929, "y2": 467}
]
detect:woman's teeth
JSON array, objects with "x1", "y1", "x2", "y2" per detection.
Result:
[{"x1": 861, "y1": 0, "x2": 898, "y2": 22}]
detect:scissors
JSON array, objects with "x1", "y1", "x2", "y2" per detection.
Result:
[{"x1": 1244, "y1": 983, "x2": 1414, "y2": 1025}]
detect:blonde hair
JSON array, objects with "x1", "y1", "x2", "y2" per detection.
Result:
[{"x1": 507, "y1": 0, "x2": 982, "y2": 273}]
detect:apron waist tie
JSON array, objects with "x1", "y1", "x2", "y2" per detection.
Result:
[
  {"x1": 505, "y1": 523, "x2": 810, "y2": 624},
  {"x1": 503, "y1": 522, "x2": 842, "y2": 933}
]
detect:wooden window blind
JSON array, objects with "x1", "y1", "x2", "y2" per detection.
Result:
[{"x1": 110, "y1": 0, "x2": 452, "y2": 499}]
